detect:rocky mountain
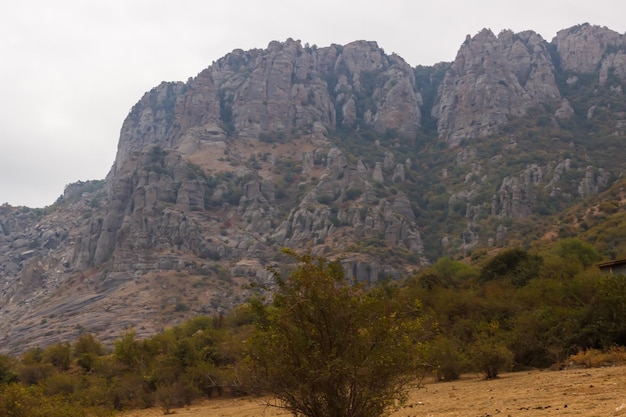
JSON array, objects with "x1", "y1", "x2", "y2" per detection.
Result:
[
  {"x1": 433, "y1": 28, "x2": 561, "y2": 145},
  {"x1": 2, "y1": 23, "x2": 626, "y2": 353}
]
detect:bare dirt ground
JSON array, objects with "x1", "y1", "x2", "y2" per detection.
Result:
[{"x1": 122, "y1": 365, "x2": 626, "y2": 417}]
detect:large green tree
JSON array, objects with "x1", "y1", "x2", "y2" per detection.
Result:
[{"x1": 247, "y1": 250, "x2": 427, "y2": 417}]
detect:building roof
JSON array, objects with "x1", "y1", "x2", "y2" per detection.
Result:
[{"x1": 596, "y1": 258, "x2": 626, "y2": 269}]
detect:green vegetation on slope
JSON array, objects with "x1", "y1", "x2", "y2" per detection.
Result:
[{"x1": 2, "y1": 240, "x2": 626, "y2": 416}]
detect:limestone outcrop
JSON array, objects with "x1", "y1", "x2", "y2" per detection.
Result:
[
  {"x1": 553, "y1": 23, "x2": 626, "y2": 74},
  {"x1": 433, "y1": 29, "x2": 560, "y2": 145}
]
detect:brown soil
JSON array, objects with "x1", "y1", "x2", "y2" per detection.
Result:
[{"x1": 122, "y1": 365, "x2": 626, "y2": 417}]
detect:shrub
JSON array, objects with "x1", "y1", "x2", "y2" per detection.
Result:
[
  {"x1": 0, "y1": 383, "x2": 109, "y2": 417},
  {"x1": 317, "y1": 195, "x2": 334, "y2": 205},
  {"x1": 110, "y1": 373, "x2": 154, "y2": 410},
  {"x1": 43, "y1": 342, "x2": 71, "y2": 371},
  {"x1": 345, "y1": 188, "x2": 363, "y2": 201},
  {"x1": 470, "y1": 321, "x2": 514, "y2": 379},
  {"x1": 471, "y1": 340, "x2": 514, "y2": 379},
  {"x1": 156, "y1": 381, "x2": 195, "y2": 414},
  {"x1": 472, "y1": 343, "x2": 513, "y2": 379},
  {"x1": 18, "y1": 363, "x2": 54, "y2": 385},
  {"x1": 0, "y1": 383, "x2": 36, "y2": 417},
  {"x1": 247, "y1": 250, "x2": 429, "y2": 417},
  {"x1": 556, "y1": 238, "x2": 601, "y2": 268},
  {"x1": 568, "y1": 346, "x2": 626, "y2": 368},
  {"x1": 479, "y1": 248, "x2": 541, "y2": 286},
  {"x1": 174, "y1": 302, "x2": 189, "y2": 312},
  {"x1": 42, "y1": 372, "x2": 77, "y2": 396},
  {"x1": 426, "y1": 336, "x2": 468, "y2": 381},
  {"x1": 0, "y1": 354, "x2": 18, "y2": 385}
]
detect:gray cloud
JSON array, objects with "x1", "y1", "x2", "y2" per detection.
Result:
[{"x1": 1, "y1": 0, "x2": 624, "y2": 207}]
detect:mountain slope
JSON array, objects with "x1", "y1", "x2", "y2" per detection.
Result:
[{"x1": 2, "y1": 23, "x2": 626, "y2": 353}]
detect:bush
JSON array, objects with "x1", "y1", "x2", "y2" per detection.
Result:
[
  {"x1": 0, "y1": 383, "x2": 110, "y2": 417},
  {"x1": 0, "y1": 383, "x2": 37, "y2": 417},
  {"x1": 42, "y1": 372, "x2": 77, "y2": 396},
  {"x1": 18, "y1": 363, "x2": 54, "y2": 385},
  {"x1": 479, "y1": 248, "x2": 541, "y2": 286},
  {"x1": 76, "y1": 353, "x2": 99, "y2": 373},
  {"x1": 110, "y1": 373, "x2": 154, "y2": 410},
  {"x1": 469, "y1": 321, "x2": 514, "y2": 379},
  {"x1": 345, "y1": 188, "x2": 363, "y2": 201},
  {"x1": 568, "y1": 347, "x2": 626, "y2": 368},
  {"x1": 317, "y1": 195, "x2": 334, "y2": 205},
  {"x1": 426, "y1": 336, "x2": 468, "y2": 381},
  {"x1": 156, "y1": 381, "x2": 195, "y2": 414},
  {"x1": 0, "y1": 354, "x2": 18, "y2": 385},
  {"x1": 471, "y1": 340, "x2": 514, "y2": 379},
  {"x1": 73, "y1": 334, "x2": 104, "y2": 358},
  {"x1": 556, "y1": 238, "x2": 601, "y2": 268},
  {"x1": 43, "y1": 343, "x2": 71, "y2": 371}
]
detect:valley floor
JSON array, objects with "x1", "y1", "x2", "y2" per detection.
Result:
[{"x1": 121, "y1": 365, "x2": 626, "y2": 417}]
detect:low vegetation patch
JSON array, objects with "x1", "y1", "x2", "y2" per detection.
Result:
[{"x1": 567, "y1": 346, "x2": 626, "y2": 368}]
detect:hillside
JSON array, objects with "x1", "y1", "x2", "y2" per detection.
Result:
[{"x1": 2, "y1": 23, "x2": 626, "y2": 352}]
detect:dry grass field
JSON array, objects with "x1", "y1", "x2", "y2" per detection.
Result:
[{"x1": 122, "y1": 365, "x2": 626, "y2": 417}]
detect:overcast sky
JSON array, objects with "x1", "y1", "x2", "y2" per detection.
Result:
[{"x1": 1, "y1": 0, "x2": 625, "y2": 208}]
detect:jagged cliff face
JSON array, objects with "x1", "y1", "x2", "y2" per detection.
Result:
[
  {"x1": 78, "y1": 38, "x2": 427, "y2": 280},
  {"x1": 554, "y1": 24, "x2": 626, "y2": 74},
  {"x1": 111, "y1": 39, "x2": 422, "y2": 176},
  {"x1": 433, "y1": 29, "x2": 561, "y2": 145},
  {"x1": 2, "y1": 24, "x2": 626, "y2": 353}
]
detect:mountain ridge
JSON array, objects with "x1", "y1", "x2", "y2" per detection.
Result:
[{"x1": 2, "y1": 22, "x2": 626, "y2": 353}]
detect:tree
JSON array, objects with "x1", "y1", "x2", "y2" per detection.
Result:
[
  {"x1": 556, "y1": 238, "x2": 601, "y2": 268},
  {"x1": 113, "y1": 330, "x2": 155, "y2": 374},
  {"x1": 73, "y1": 334, "x2": 105, "y2": 372},
  {"x1": 479, "y1": 248, "x2": 542, "y2": 286},
  {"x1": 587, "y1": 273, "x2": 626, "y2": 348},
  {"x1": 247, "y1": 250, "x2": 427, "y2": 417},
  {"x1": 42, "y1": 342, "x2": 71, "y2": 371},
  {"x1": 74, "y1": 334, "x2": 104, "y2": 358},
  {"x1": 470, "y1": 321, "x2": 514, "y2": 379},
  {"x1": 0, "y1": 354, "x2": 18, "y2": 385}
]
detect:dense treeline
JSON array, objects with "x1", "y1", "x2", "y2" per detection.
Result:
[
  {"x1": 0, "y1": 313, "x2": 254, "y2": 416},
  {"x1": 411, "y1": 238, "x2": 626, "y2": 379},
  {"x1": 1, "y1": 239, "x2": 626, "y2": 416}
]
